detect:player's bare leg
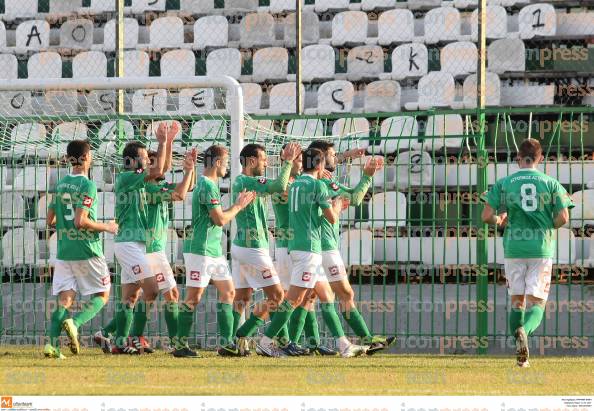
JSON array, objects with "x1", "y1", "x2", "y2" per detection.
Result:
[{"x1": 511, "y1": 294, "x2": 529, "y2": 367}]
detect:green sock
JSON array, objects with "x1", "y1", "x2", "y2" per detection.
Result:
[
  {"x1": 217, "y1": 302, "x2": 234, "y2": 346},
  {"x1": 509, "y1": 307, "x2": 525, "y2": 337},
  {"x1": 342, "y1": 307, "x2": 372, "y2": 343},
  {"x1": 236, "y1": 313, "x2": 265, "y2": 338},
  {"x1": 232, "y1": 310, "x2": 242, "y2": 335},
  {"x1": 270, "y1": 311, "x2": 290, "y2": 346},
  {"x1": 321, "y1": 302, "x2": 345, "y2": 338},
  {"x1": 304, "y1": 310, "x2": 321, "y2": 348},
  {"x1": 73, "y1": 296, "x2": 105, "y2": 328},
  {"x1": 288, "y1": 306, "x2": 308, "y2": 343},
  {"x1": 103, "y1": 316, "x2": 117, "y2": 336},
  {"x1": 164, "y1": 301, "x2": 179, "y2": 339},
  {"x1": 175, "y1": 303, "x2": 195, "y2": 348},
  {"x1": 49, "y1": 305, "x2": 68, "y2": 347},
  {"x1": 264, "y1": 300, "x2": 294, "y2": 339},
  {"x1": 130, "y1": 300, "x2": 148, "y2": 337},
  {"x1": 523, "y1": 305, "x2": 545, "y2": 336},
  {"x1": 114, "y1": 302, "x2": 134, "y2": 348}
]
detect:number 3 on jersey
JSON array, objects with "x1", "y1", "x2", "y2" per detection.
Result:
[
  {"x1": 520, "y1": 183, "x2": 537, "y2": 212},
  {"x1": 62, "y1": 193, "x2": 75, "y2": 221}
]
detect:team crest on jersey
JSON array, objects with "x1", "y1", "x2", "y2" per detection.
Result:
[
  {"x1": 101, "y1": 276, "x2": 110, "y2": 285},
  {"x1": 302, "y1": 272, "x2": 311, "y2": 281},
  {"x1": 258, "y1": 177, "x2": 267, "y2": 184},
  {"x1": 330, "y1": 182, "x2": 339, "y2": 191},
  {"x1": 132, "y1": 265, "x2": 142, "y2": 275},
  {"x1": 161, "y1": 187, "x2": 169, "y2": 192},
  {"x1": 83, "y1": 196, "x2": 93, "y2": 207},
  {"x1": 261, "y1": 269, "x2": 272, "y2": 279},
  {"x1": 211, "y1": 198, "x2": 220, "y2": 205},
  {"x1": 190, "y1": 271, "x2": 201, "y2": 281},
  {"x1": 156, "y1": 273, "x2": 165, "y2": 283},
  {"x1": 135, "y1": 168, "x2": 144, "y2": 174}
]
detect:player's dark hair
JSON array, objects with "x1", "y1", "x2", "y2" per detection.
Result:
[
  {"x1": 240, "y1": 143, "x2": 265, "y2": 168},
  {"x1": 302, "y1": 147, "x2": 325, "y2": 172},
  {"x1": 308, "y1": 140, "x2": 334, "y2": 153},
  {"x1": 122, "y1": 141, "x2": 147, "y2": 170},
  {"x1": 66, "y1": 140, "x2": 91, "y2": 167},
  {"x1": 518, "y1": 139, "x2": 542, "y2": 164},
  {"x1": 204, "y1": 145, "x2": 228, "y2": 168}
]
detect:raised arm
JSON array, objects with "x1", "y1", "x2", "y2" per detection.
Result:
[
  {"x1": 333, "y1": 156, "x2": 383, "y2": 206},
  {"x1": 209, "y1": 190, "x2": 256, "y2": 227},
  {"x1": 171, "y1": 149, "x2": 198, "y2": 202},
  {"x1": 263, "y1": 143, "x2": 301, "y2": 193},
  {"x1": 147, "y1": 121, "x2": 179, "y2": 181}
]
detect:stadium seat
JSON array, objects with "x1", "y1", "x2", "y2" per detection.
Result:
[
  {"x1": 285, "y1": 119, "x2": 325, "y2": 138},
  {"x1": 52, "y1": 122, "x2": 88, "y2": 154},
  {"x1": 408, "y1": 0, "x2": 440, "y2": 9},
  {"x1": 34, "y1": 193, "x2": 51, "y2": 229},
  {"x1": 462, "y1": 72, "x2": 501, "y2": 108},
  {"x1": 49, "y1": 0, "x2": 81, "y2": 14},
  {"x1": 315, "y1": 80, "x2": 355, "y2": 115},
  {"x1": 161, "y1": 49, "x2": 196, "y2": 77},
  {"x1": 361, "y1": 0, "x2": 395, "y2": 11},
  {"x1": 500, "y1": 84, "x2": 554, "y2": 106},
  {"x1": 405, "y1": 71, "x2": 455, "y2": 110},
  {"x1": 553, "y1": 228, "x2": 575, "y2": 265},
  {"x1": 131, "y1": 89, "x2": 168, "y2": 114},
  {"x1": 0, "y1": 54, "x2": 18, "y2": 80},
  {"x1": 346, "y1": 45, "x2": 384, "y2": 81},
  {"x1": 364, "y1": 80, "x2": 401, "y2": 113},
  {"x1": 59, "y1": 19, "x2": 94, "y2": 50},
  {"x1": 181, "y1": 0, "x2": 216, "y2": 14},
  {"x1": 96, "y1": 192, "x2": 116, "y2": 222},
  {"x1": 206, "y1": 48, "x2": 242, "y2": 80},
  {"x1": 240, "y1": 13, "x2": 276, "y2": 48},
  {"x1": 395, "y1": 150, "x2": 433, "y2": 189},
  {"x1": 150, "y1": 17, "x2": 186, "y2": 49},
  {"x1": 300, "y1": 45, "x2": 335, "y2": 82},
  {"x1": 131, "y1": 0, "x2": 166, "y2": 13},
  {"x1": 0, "y1": 22, "x2": 5, "y2": 50},
  {"x1": 27, "y1": 52, "x2": 62, "y2": 79},
  {"x1": 369, "y1": 191, "x2": 406, "y2": 228},
  {"x1": 16, "y1": 20, "x2": 50, "y2": 53},
  {"x1": 6, "y1": 123, "x2": 48, "y2": 157},
  {"x1": 487, "y1": 38, "x2": 525, "y2": 74},
  {"x1": 314, "y1": 0, "x2": 351, "y2": 13},
  {"x1": 225, "y1": 0, "x2": 258, "y2": 12},
  {"x1": 329, "y1": 11, "x2": 368, "y2": 47},
  {"x1": 0, "y1": 91, "x2": 32, "y2": 117},
  {"x1": 102, "y1": 18, "x2": 139, "y2": 52},
  {"x1": 12, "y1": 166, "x2": 55, "y2": 193},
  {"x1": 268, "y1": 82, "x2": 304, "y2": 115},
  {"x1": 0, "y1": 192, "x2": 25, "y2": 228},
  {"x1": 518, "y1": 3, "x2": 556, "y2": 39},
  {"x1": 423, "y1": 8, "x2": 464, "y2": 44},
  {"x1": 556, "y1": 11, "x2": 594, "y2": 37},
  {"x1": 383, "y1": 43, "x2": 428, "y2": 81},
  {"x1": 123, "y1": 50, "x2": 150, "y2": 78},
  {"x1": 3, "y1": 0, "x2": 38, "y2": 20},
  {"x1": 2, "y1": 227, "x2": 37, "y2": 266},
  {"x1": 340, "y1": 229, "x2": 374, "y2": 266},
  {"x1": 331, "y1": 117, "x2": 370, "y2": 152},
  {"x1": 284, "y1": 12, "x2": 320, "y2": 47},
  {"x1": 377, "y1": 10, "x2": 415, "y2": 45},
  {"x1": 241, "y1": 83, "x2": 263, "y2": 114},
  {"x1": 440, "y1": 42, "x2": 477, "y2": 77},
  {"x1": 267, "y1": 0, "x2": 309, "y2": 13},
  {"x1": 471, "y1": 6, "x2": 507, "y2": 40},
  {"x1": 421, "y1": 114, "x2": 464, "y2": 151},
  {"x1": 87, "y1": 90, "x2": 116, "y2": 114},
  {"x1": 88, "y1": 0, "x2": 116, "y2": 13},
  {"x1": 193, "y1": 16, "x2": 228, "y2": 49},
  {"x1": 191, "y1": 120, "x2": 228, "y2": 152},
  {"x1": 178, "y1": 88, "x2": 215, "y2": 114},
  {"x1": 568, "y1": 190, "x2": 594, "y2": 228},
  {"x1": 252, "y1": 47, "x2": 289, "y2": 83},
  {"x1": 378, "y1": 116, "x2": 418, "y2": 153},
  {"x1": 73, "y1": 51, "x2": 107, "y2": 78}
]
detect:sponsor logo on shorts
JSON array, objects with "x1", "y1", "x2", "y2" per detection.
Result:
[
  {"x1": 302, "y1": 272, "x2": 311, "y2": 281},
  {"x1": 132, "y1": 265, "x2": 142, "y2": 275},
  {"x1": 83, "y1": 195, "x2": 93, "y2": 207},
  {"x1": 156, "y1": 273, "x2": 165, "y2": 283},
  {"x1": 100, "y1": 276, "x2": 110, "y2": 285},
  {"x1": 262, "y1": 269, "x2": 272, "y2": 279},
  {"x1": 329, "y1": 265, "x2": 339, "y2": 276},
  {"x1": 258, "y1": 177, "x2": 267, "y2": 184},
  {"x1": 190, "y1": 270, "x2": 201, "y2": 281}
]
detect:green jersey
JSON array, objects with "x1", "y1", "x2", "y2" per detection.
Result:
[
  {"x1": 288, "y1": 174, "x2": 332, "y2": 253},
  {"x1": 184, "y1": 175, "x2": 223, "y2": 257},
  {"x1": 50, "y1": 174, "x2": 103, "y2": 260},
  {"x1": 115, "y1": 170, "x2": 148, "y2": 243},
  {"x1": 232, "y1": 160, "x2": 292, "y2": 249},
  {"x1": 271, "y1": 178, "x2": 293, "y2": 249},
  {"x1": 482, "y1": 169, "x2": 574, "y2": 259},
  {"x1": 146, "y1": 181, "x2": 176, "y2": 253},
  {"x1": 320, "y1": 175, "x2": 372, "y2": 252}
]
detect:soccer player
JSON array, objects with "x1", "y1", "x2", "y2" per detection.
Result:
[
  {"x1": 110, "y1": 122, "x2": 178, "y2": 354},
  {"x1": 44, "y1": 140, "x2": 118, "y2": 359},
  {"x1": 257, "y1": 147, "x2": 366, "y2": 358},
  {"x1": 482, "y1": 138, "x2": 573, "y2": 367},
  {"x1": 172, "y1": 144, "x2": 256, "y2": 358},
  {"x1": 230, "y1": 143, "x2": 301, "y2": 355}
]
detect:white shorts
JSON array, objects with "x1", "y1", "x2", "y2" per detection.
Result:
[
  {"x1": 322, "y1": 250, "x2": 348, "y2": 283},
  {"x1": 52, "y1": 256, "x2": 110, "y2": 296},
  {"x1": 147, "y1": 250, "x2": 177, "y2": 293},
  {"x1": 274, "y1": 247, "x2": 291, "y2": 291},
  {"x1": 184, "y1": 253, "x2": 231, "y2": 288},
  {"x1": 504, "y1": 258, "x2": 553, "y2": 300},
  {"x1": 290, "y1": 251, "x2": 325, "y2": 289},
  {"x1": 114, "y1": 242, "x2": 153, "y2": 285},
  {"x1": 231, "y1": 244, "x2": 280, "y2": 290}
]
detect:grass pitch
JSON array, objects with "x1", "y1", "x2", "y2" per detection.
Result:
[{"x1": 1, "y1": 346, "x2": 593, "y2": 395}]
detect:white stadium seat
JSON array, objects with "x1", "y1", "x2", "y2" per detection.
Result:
[
  {"x1": 315, "y1": 80, "x2": 355, "y2": 115},
  {"x1": 2, "y1": 227, "x2": 37, "y2": 266},
  {"x1": 553, "y1": 228, "x2": 575, "y2": 265},
  {"x1": 377, "y1": 10, "x2": 415, "y2": 45},
  {"x1": 193, "y1": 16, "x2": 228, "y2": 49},
  {"x1": 87, "y1": 90, "x2": 116, "y2": 114},
  {"x1": 240, "y1": 13, "x2": 276, "y2": 48},
  {"x1": 59, "y1": 19, "x2": 94, "y2": 50},
  {"x1": 385, "y1": 43, "x2": 428, "y2": 80},
  {"x1": 178, "y1": 88, "x2": 215, "y2": 114},
  {"x1": 52, "y1": 121, "x2": 88, "y2": 142},
  {"x1": 123, "y1": 50, "x2": 150, "y2": 77},
  {"x1": 160, "y1": 49, "x2": 196, "y2": 77},
  {"x1": 268, "y1": 82, "x2": 304, "y2": 115},
  {"x1": 463, "y1": 72, "x2": 501, "y2": 108},
  {"x1": 103, "y1": 19, "x2": 139, "y2": 52},
  {"x1": 379, "y1": 116, "x2": 418, "y2": 153},
  {"x1": 406, "y1": 71, "x2": 455, "y2": 110},
  {"x1": 28, "y1": 52, "x2": 62, "y2": 79},
  {"x1": 569, "y1": 190, "x2": 594, "y2": 228},
  {"x1": 331, "y1": 117, "x2": 370, "y2": 152},
  {"x1": 518, "y1": 3, "x2": 556, "y2": 39},
  {"x1": 300, "y1": 45, "x2": 335, "y2": 82},
  {"x1": 241, "y1": 83, "x2": 263, "y2": 113},
  {"x1": 423, "y1": 8, "x2": 463, "y2": 44},
  {"x1": 0, "y1": 193, "x2": 25, "y2": 228},
  {"x1": 408, "y1": 0, "x2": 440, "y2": 9},
  {"x1": 500, "y1": 84, "x2": 554, "y2": 106},
  {"x1": 440, "y1": 41, "x2": 477, "y2": 77},
  {"x1": 285, "y1": 119, "x2": 325, "y2": 137},
  {"x1": 422, "y1": 114, "x2": 464, "y2": 151},
  {"x1": 346, "y1": 46, "x2": 384, "y2": 81},
  {"x1": 364, "y1": 80, "x2": 401, "y2": 113},
  {"x1": 131, "y1": 89, "x2": 168, "y2": 114},
  {"x1": 244, "y1": 119, "x2": 274, "y2": 140},
  {"x1": 191, "y1": 120, "x2": 228, "y2": 152},
  {"x1": 487, "y1": 38, "x2": 525, "y2": 74},
  {"x1": 315, "y1": 0, "x2": 350, "y2": 13},
  {"x1": 226, "y1": 0, "x2": 258, "y2": 12},
  {"x1": 331, "y1": 11, "x2": 368, "y2": 47},
  {"x1": 252, "y1": 47, "x2": 289, "y2": 83},
  {"x1": 556, "y1": 11, "x2": 594, "y2": 36},
  {"x1": 98, "y1": 120, "x2": 135, "y2": 142},
  {"x1": 3, "y1": 0, "x2": 38, "y2": 20},
  {"x1": 7, "y1": 123, "x2": 48, "y2": 157},
  {"x1": 97, "y1": 192, "x2": 116, "y2": 221},
  {"x1": 369, "y1": 191, "x2": 406, "y2": 228},
  {"x1": 16, "y1": 20, "x2": 50, "y2": 52},
  {"x1": 131, "y1": 0, "x2": 166, "y2": 13},
  {"x1": 181, "y1": 0, "x2": 216, "y2": 14},
  {"x1": 88, "y1": 0, "x2": 115, "y2": 13},
  {"x1": 0, "y1": 22, "x2": 5, "y2": 50},
  {"x1": 49, "y1": 0, "x2": 80, "y2": 15},
  {"x1": 340, "y1": 229, "x2": 374, "y2": 266},
  {"x1": 73, "y1": 51, "x2": 107, "y2": 78},
  {"x1": 0, "y1": 54, "x2": 18, "y2": 80},
  {"x1": 395, "y1": 150, "x2": 433, "y2": 189},
  {"x1": 284, "y1": 12, "x2": 320, "y2": 47},
  {"x1": 471, "y1": 6, "x2": 508, "y2": 40},
  {"x1": 35, "y1": 193, "x2": 51, "y2": 229},
  {"x1": 206, "y1": 48, "x2": 242, "y2": 80},
  {"x1": 12, "y1": 166, "x2": 55, "y2": 193},
  {"x1": 0, "y1": 91, "x2": 32, "y2": 117},
  {"x1": 361, "y1": 0, "x2": 395, "y2": 11},
  {"x1": 39, "y1": 90, "x2": 79, "y2": 116},
  {"x1": 150, "y1": 17, "x2": 186, "y2": 49}
]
